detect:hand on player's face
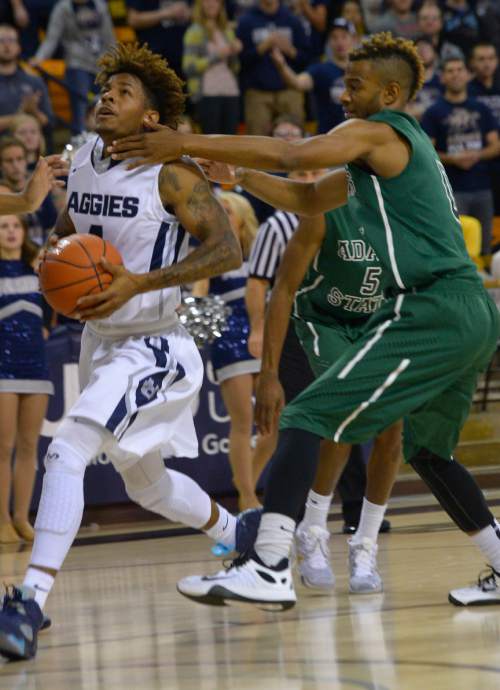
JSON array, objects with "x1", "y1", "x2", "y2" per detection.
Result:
[
  {"x1": 107, "y1": 122, "x2": 182, "y2": 169},
  {"x1": 255, "y1": 370, "x2": 285, "y2": 435},
  {"x1": 74, "y1": 259, "x2": 141, "y2": 320}
]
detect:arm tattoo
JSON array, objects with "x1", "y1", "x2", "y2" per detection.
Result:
[
  {"x1": 144, "y1": 176, "x2": 242, "y2": 290},
  {"x1": 160, "y1": 165, "x2": 181, "y2": 193}
]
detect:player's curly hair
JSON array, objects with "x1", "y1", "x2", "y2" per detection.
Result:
[
  {"x1": 95, "y1": 42, "x2": 185, "y2": 128},
  {"x1": 349, "y1": 32, "x2": 425, "y2": 101}
]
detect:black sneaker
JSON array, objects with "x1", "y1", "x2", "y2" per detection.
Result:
[
  {"x1": 0, "y1": 586, "x2": 44, "y2": 660},
  {"x1": 342, "y1": 519, "x2": 391, "y2": 535}
]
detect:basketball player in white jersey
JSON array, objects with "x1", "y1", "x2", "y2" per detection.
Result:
[{"x1": 0, "y1": 43, "x2": 259, "y2": 661}]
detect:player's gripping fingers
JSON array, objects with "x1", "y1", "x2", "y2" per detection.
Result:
[
  {"x1": 45, "y1": 155, "x2": 69, "y2": 178},
  {"x1": 75, "y1": 264, "x2": 141, "y2": 319},
  {"x1": 108, "y1": 126, "x2": 180, "y2": 167}
]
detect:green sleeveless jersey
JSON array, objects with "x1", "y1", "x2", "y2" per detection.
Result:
[
  {"x1": 345, "y1": 110, "x2": 480, "y2": 291},
  {"x1": 294, "y1": 205, "x2": 387, "y2": 325}
]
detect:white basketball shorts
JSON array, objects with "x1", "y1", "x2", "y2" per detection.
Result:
[{"x1": 68, "y1": 323, "x2": 203, "y2": 466}]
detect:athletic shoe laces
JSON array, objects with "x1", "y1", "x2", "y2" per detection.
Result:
[
  {"x1": 299, "y1": 527, "x2": 330, "y2": 569},
  {"x1": 2, "y1": 586, "x2": 27, "y2": 617},
  {"x1": 477, "y1": 566, "x2": 500, "y2": 592},
  {"x1": 351, "y1": 539, "x2": 377, "y2": 577}
]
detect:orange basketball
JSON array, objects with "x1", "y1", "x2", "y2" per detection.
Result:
[{"x1": 39, "y1": 234, "x2": 122, "y2": 316}]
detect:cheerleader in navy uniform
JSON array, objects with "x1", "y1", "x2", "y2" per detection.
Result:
[
  {"x1": 193, "y1": 192, "x2": 275, "y2": 510},
  {"x1": 0, "y1": 214, "x2": 53, "y2": 543}
]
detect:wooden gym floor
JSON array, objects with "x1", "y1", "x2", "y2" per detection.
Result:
[{"x1": 1, "y1": 493, "x2": 500, "y2": 690}]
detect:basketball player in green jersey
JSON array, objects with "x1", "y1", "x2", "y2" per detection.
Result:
[
  {"x1": 110, "y1": 33, "x2": 500, "y2": 608},
  {"x1": 259, "y1": 206, "x2": 401, "y2": 594}
]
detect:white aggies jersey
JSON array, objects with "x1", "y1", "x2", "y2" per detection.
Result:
[{"x1": 67, "y1": 136, "x2": 189, "y2": 338}]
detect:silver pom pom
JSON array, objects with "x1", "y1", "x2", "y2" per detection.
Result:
[{"x1": 178, "y1": 295, "x2": 231, "y2": 348}]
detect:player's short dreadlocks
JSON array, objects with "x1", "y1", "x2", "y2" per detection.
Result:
[
  {"x1": 349, "y1": 32, "x2": 425, "y2": 101},
  {"x1": 96, "y1": 42, "x2": 185, "y2": 128}
]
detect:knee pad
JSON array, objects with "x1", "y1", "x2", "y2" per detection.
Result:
[
  {"x1": 55, "y1": 417, "x2": 110, "y2": 462},
  {"x1": 35, "y1": 419, "x2": 108, "y2": 535},
  {"x1": 409, "y1": 448, "x2": 493, "y2": 532},
  {"x1": 126, "y1": 471, "x2": 173, "y2": 513}
]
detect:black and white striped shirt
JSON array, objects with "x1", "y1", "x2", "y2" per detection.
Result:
[{"x1": 248, "y1": 211, "x2": 299, "y2": 284}]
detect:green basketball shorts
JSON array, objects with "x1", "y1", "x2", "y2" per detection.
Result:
[
  {"x1": 281, "y1": 281, "x2": 499, "y2": 461},
  {"x1": 294, "y1": 317, "x2": 368, "y2": 378}
]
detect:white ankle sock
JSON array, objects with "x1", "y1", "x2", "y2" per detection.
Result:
[
  {"x1": 205, "y1": 505, "x2": 237, "y2": 547},
  {"x1": 472, "y1": 521, "x2": 500, "y2": 572},
  {"x1": 254, "y1": 512, "x2": 295, "y2": 567},
  {"x1": 23, "y1": 567, "x2": 55, "y2": 610},
  {"x1": 353, "y1": 498, "x2": 387, "y2": 544},
  {"x1": 298, "y1": 490, "x2": 333, "y2": 531}
]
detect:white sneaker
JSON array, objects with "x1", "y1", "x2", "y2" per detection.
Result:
[
  {"x1": 449, "y1": 567, "x2": 500, "y2": 606},
  {"x1": 295, "y1": 525, "x2": 335, "y2": 590},
  {"x1": 348, "y1": 537, "x2": 383, "y2": 594},
  {"x1": 177, "y1": 552, "x2": 296, "y2": 611}
]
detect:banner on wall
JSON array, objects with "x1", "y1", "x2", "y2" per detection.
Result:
[{"x1": 33, "y1": 326, "x2": 240, "y2": 508}]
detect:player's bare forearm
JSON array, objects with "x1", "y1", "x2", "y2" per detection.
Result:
[
  {"x1": 240, "y1": 168, "x2": 348, "y2": 215},
  {"x1": 0, "y1": 190, "x2": 34, "y2": 214},
  {"x1": 108, "y1": 120, "x2": 381, "y2": 171},
  {"x1": 137, "y1": 161, "x2": 242, "y2": 292},
  {"x1": 239, "y1": 169, "x2": 315, "y2": 213},
  {"x1": 245, "y1": 278, "x2": 269, "y2": 333},
  {"x1": 261, "y1": 215, "x2": 324, "y2": 372},
  {"x1": 139, "y1": 228, "x2": 240, "y2": 291}
]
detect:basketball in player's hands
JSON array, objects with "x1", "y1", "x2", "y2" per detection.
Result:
[{"x1": 39, "y1": 234, "x2": 122, "y2": 316}]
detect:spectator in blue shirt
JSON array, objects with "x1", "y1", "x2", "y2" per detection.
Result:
[
  {"x1": 271, "y1": 17, "x2": 356, "y2": 134},
  {"x1": 469, "y1": 42, "x2": 500, "y2": 128},
  {"x1": 421, "y1": 56, "x2": 500, "y2": 255},
  {"x1": 236, "y1": 0, "x2": 309, "y2": 134},
  {"x1": 469, "y1": 41, "x2": 500, "y2": 215},
  {"x1": 290, "y1": 0, "x2": 328, "y2": 60},
  {"x1": 406, "y1": 38, "x2": 443, "y2": 121},
  {"x1": 0, "y1": 24, "x2": 53, "y2": 135},
  {"x1": 441, "y1": 0, "x2": 481, "y2": 58},
  {"x1": 127, "y1": 0, "x2": 192, "y2": 79}
]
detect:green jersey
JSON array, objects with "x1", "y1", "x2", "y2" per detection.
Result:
[
  {"x1": 294, "y1": 205, "x2": 387, "y2": 325},
  {"x1": 345, "y1": 110, "x2": 480, "y2": 291}
]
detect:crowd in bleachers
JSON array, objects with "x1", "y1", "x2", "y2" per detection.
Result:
[
  {"x1": 1, "y1": 0, "x2": 500, "y2": 529},
  {"x1": 0, "y1": 1, "x2": 499, "y2": 253}
]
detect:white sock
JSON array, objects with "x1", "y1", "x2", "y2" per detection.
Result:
[
  {"x1": 205, "y1": 505, "x2": 237, "y2": 547},
  {"x1": 23, "y1": 567, "x2": 55, "y2": 610},
  {"x1": 254, "y1": 512, "x2": 295, "y2": 567},
  {"x1": 298, "y1": 489, "x2": 333, "y2": 531},
  {"x1": 472, "y1": 521, "x2": 500, "y2": 573},
  {"x1": 353, "y1": 497, "x2": 387, "y2": 544}
]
